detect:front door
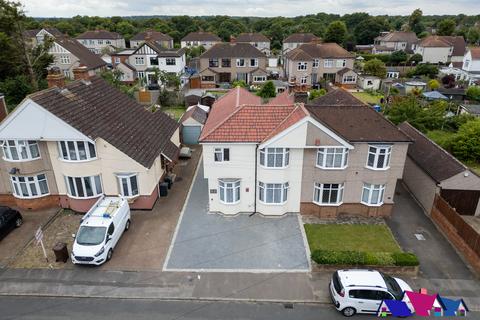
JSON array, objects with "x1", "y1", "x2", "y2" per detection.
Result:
[{"x1": 219, "y1": 73, "x2": 231, "y2": 83}]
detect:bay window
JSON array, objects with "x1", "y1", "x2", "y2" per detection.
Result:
[
  {"x1": 11, "y1": 174, "x2": 49, "y2": 199},
  {"x1": 313, "y1": 183, "x2": 344, "y2": 205},
  {"x1": 219, "y1": 179, "x2": 240, "y2": 204},
  {"x1": 65, "y1": 175, "x2": 102, "y2": 198},
  {"x1": 258, "y1": 182, "x2": 289, "y2": 204},
  {"x1": 58, "y1": 141, "x2": 96, "y2": 161},
  {"x1": 316, "y1": 147, "x2": 348, "y2": 169},
  {"x1": 2, "y1": 140, "x2": 40, "y2": 161},
  {"x1": 117, "y1": 173, "x2": 139, "y2": 197},
  {"x1": 361, "y1": 183, "x2": 385, "y2": 206},
  {"x1": 367, "y1": 145, "x2": 391, "y2": 170},
  {"x1": 259, "y1": 148, "x2": 289, "y2": 168}
]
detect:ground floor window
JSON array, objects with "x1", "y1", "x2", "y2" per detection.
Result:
[
  {"x1": 65, "y1": 175, "x2": 102, "y2": 198},
  {"x1": 201, "y1": 75, "x2": 214, "y2": 82},
  {"x1": 11, "y1": 174, "x2": 49, "y2": 198},
  {"x1": 253, "y1": 76, "x2": 266, "y2": 82},
  {"x1": 361, "y1": 183, "x2": 385, "y2": 206},
  {"x1": 117, "y1": 173, "x2": 139, "y2": 197},
  {"x1": 313, "y1": 183, "x2": 344, "y2": 205},
  {"x1": 219, "y1": 179, "x2": 240, "y2": 204},
  {"x1": 343, "y1": 75, "x2": 356, "y2": 83},
  {"x1": 258, "y1": 182, "x2": 289, "y2": 204}
]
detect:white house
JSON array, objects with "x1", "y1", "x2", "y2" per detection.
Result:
[
  {"x1": 414, "y1": 36, "x2": 466, "y2": 65},
  {"x1": 462, "y1": 47, "x2": 480, "y2": 73},
  {"x1": 76, "y1": 30, "x2": 126, "y2": 54},
  {"x1": 357, "y1": 75, "x2": 381, "y2": 91}
]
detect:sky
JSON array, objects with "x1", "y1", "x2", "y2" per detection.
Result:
[{"x1": 20, "y1": 0, "x2": 480, "y2": 18}]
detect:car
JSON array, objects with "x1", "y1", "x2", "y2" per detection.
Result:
[
  {"x1": 330, "y1": 269, "x2": 412, "y2": 317},
  {"x1": 0, "y1": 206, "x2": 23, "y2": 241},
  {"x1": 71, "y1": 196, "x2": 131, "y2": 266}
]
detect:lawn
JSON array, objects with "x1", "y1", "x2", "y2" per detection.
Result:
[
  {"x1": 351, "y1": 92, "x2": 383, "y2": 105},
  {"x1": 162, "y1": 106, "x2": 186, "y2": 121},
  {"x1": 304, "y1": 224, "x2": 402, "y2": 253}
]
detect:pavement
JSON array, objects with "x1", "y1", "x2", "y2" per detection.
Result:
[{"x1": 164, "y1": 161, "x2": 310, "y2": 272}]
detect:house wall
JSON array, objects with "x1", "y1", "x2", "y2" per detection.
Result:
[
  {"x1": 158, "y1": 54, "x2": 186, "y2": 75},
  {"x1": 358, "y1": 77, "x2": 381, "y2": 90},
  {"x1": 462, "y1": 51, "x2": 480, "y2": 72},
  {"x1": 416, "y1": 46, "x2": 451, "y2": 64},
  {"x1": 285, "y1": 58, "x2": 354, "y2": 86},
  {"x1": 402, "y1": 156, "x2": 438, "y2": 214},
  {"x1": 198, "y1": 57, "x2": 268, "y2": 83},
  {"x1": 181, "y1": 41, "x2": 219, "y2": 50},
  {"x1": 115, "y1": 63, "x2": 135, "y2": 83},
  {"x1": 77, "y1": 38, "x2": 126, "y2": 54}
]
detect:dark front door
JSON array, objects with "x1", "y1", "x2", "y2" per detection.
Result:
[{"x1": 219, "y1": 73, "x2": 231, "y2": 83}]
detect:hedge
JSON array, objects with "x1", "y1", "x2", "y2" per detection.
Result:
[{"x1": 311, "y1": 250, "x2": 419, "y2": 267}]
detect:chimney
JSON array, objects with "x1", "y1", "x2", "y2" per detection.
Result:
[
  {"x1": 46, "y1": 67, "x2": 65, "y2": 88},
  {"x1": 294, "y1": 92, "x2": 308, "y2": 104},
  {"x1": 230, "y1": 35, "x2": 236, "y2": 43},
  {"x1": 0, "y1": 93, "x2": 8, "y2": 122},
  {"x1": 73, "y1": 65, "x2": 89, "y2": 81}
]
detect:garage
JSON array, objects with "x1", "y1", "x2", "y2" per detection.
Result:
[
  {"x1": 180, "y1": 104, "x2": 208, "y2": 145},
  {"x1": 182, "y1": 125, "x2": 202, "y2": 144}
]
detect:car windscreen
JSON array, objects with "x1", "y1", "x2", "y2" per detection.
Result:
[
  {"x1": 76, "y1": 226, "x2": 107, "y2": 246},
  {"x1": 381, "y1": 273, "x2": 403, "y2": 300},
  {"x1": 332, "y1": 271, "x2": 343, "y2": 294}
]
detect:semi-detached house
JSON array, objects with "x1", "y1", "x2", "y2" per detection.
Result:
[
  {"x1": 0, "y1": 68, "x2": 180, "y2": 212},
  {"x1": 199, "y1": 88, "x2": 411, "y2": 217},
  {"x1": 76, "y1": 30, "x2": 126, "y2": 54}
]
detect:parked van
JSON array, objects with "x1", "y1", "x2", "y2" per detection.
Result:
[{"x1": 71, "y1": 196, "x2": 131, "y2": 265}]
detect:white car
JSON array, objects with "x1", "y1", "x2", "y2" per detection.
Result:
[
  {"x1": 330, "y1": 269, "x2": 412, "y2": 317},
  {"x1": 71, "y1": 196, "x2": 131, "y2": 265}
]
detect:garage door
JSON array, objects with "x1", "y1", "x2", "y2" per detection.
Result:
[{"x1": 182, "y1": 126, "x2": 202, "y2": 144}]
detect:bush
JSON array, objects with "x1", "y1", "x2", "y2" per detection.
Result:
[
  {"x1": 311, "y1": 249, "x2": 419, "y2": 267},
  {"x1": 364, "y1": 252, "x2": 395, "y2": 266},
  {"x1": 311, "y1": 250, "x2": 366, "y2": 265},
  {"x1": 391, "y1": 252, "x2": 420, "y2": 266}
]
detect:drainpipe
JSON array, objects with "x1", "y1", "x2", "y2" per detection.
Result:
[{"x1": 250, "y1": 144, "x2": 259, "y2": 216}]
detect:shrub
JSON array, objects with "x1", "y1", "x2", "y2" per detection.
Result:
[
  {"x1": 311, "y1": 250, "x2": 365, "y2": 265},
  {"x1": 391, "y1": 252, "x2": 419, "y2": 266},
  {"x1": 311, "y1": 250, "x2": 419, "y2": 267},
  {"x1": 364, "y1": 252, "x2": 395, "y2": 266}
]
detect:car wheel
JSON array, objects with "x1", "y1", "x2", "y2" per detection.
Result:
[
  {"x1": 342, "y1": 307, "x2": 356, "y2": 317},
  {"x1": 107, "y1": 249, "x2": 113, "y2": 261},
  {"x1": 125, "y1": 219, "x2": 130, "y2": 231},
  {"x1": 15, "y1": 217, "x2": 23, "y2": 227}
]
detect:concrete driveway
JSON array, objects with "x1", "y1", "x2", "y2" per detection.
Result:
[{"x1": 164, "y1": 160, "x2": 310, "y2": 272}]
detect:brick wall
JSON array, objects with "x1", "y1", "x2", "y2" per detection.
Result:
[
  {"x1": 0, "y1": 194, "x2": 60, "y2": 211},
  {"x1": 300, "y1": 202, "x2": 393, "y2": 219}
]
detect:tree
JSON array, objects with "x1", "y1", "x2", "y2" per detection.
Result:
[
  {"x1": 232, "y1": 80, "x2": 247, "y2": 88},
  {"x1": 466, "y1": 86, "x2": 480, "y2": 102},
  {"x1": 363, "y1": 58, "x2": 387, "y2": 78},
  {"x1": 257, "y1": 81, "x2": 276, "y2": 99},
  {"x1": 407, "y1": 64, "x2": 439, "y2": 79},
  {"x1": 450, "y1": 119, "x2": 480, "y2": 162},
  {"x1": 408, "y1": 53, "x2": 423, "y2": 64},
  {"x1": 309, "y1": 88, "x2": 326, "y2": 100},
  {"x1": 408, "y1": 9, "x2": 425, "y2": 35},
  {"x1": 441, "y1": 74, "x2": 456, "y2": 88},
  {"x1": 427, "y1": 79, "x2": 440, "y2": 90},
  {"x1": 354, "y1": 17, "x2": 390, "y2": 45},
  {"x1": 324, "y1": 20, "x2": 347, "y2": 45},
  {"x1": 467, "y1": 27, "x2": 480, "y2": 44},
  {"x1": 437, "y1": 19, "x2": 456, "y2": 36},
  {"x1": 389, "y1": 50, "x2": 407, "y2": 64}
]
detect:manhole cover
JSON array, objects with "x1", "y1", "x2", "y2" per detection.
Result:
[{"x1": 414, "y1": 233, "x2": 426, "y2": 240}]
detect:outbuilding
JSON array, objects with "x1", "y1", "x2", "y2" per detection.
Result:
[
  {"x1": 180, "y1": 104, "x2": 209, "y2": 144},
  {"x1": 357, "y1": 75, "x2": 381, "y2": 91}
]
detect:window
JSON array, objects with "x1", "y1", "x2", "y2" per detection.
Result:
[
  {"x1": 336, "y1": 59, "x2": 346, "y2": 68},
  {"x1": 60, "y1": 55, "x2": 70, "y2": 64},
  {"x1": 135, "y1": 57, "x2": 145, "y2": 65},
  {"x1": 166, "y1": 58, "x2": 176, "y2": 66},
  {"x1": 114, "y1": 57, "x2": 120, "y2": 64},
  {"x1": 58, "y1": 141, "x2": 96, "y2": 161},
  {"x1": 258, "y1": 182, "x2": 289, "y2": 204},
  {"x1": 106, "y1": 40, "x2": 111, "y2": 45},
  {"x1": 66, "y1": 175, "x2": 102, "y2": 198},
  {"x1": 361, "y1": 183, "x2": 385, "y2": 206},
  {"x1": 300, "y1": 76, "x2": 307, "y2": 84},
  {"x1": 11, "y1": 174, "x2": 49, "y2": 199},
  {"x1": 313, "y1": 59, "x2": 319, "y2": 68},
  {"x1": 214, "y1": 148, "x2": 229, "y2": 162},
  {"x1": 253, "y1": 75, "x2": 266, "y2": 82},
  {"x1": 249, "y1": 58, "x2": 258, "y2": 67},
  {"x1": 367, "y1": 145, "x2": 392, "y2": 170},
  {"x1": 98, "y1": 40, "x2": 103, "y2": 45},
  {"x1": 297, "y1": 62, "x2": 307, "y2": 70},
  {"x1": 219, "y1": 179, "x2": 240, "y2": 204},
  {"x1": 150, "y1": 57, "x2": 158, "y2": 66},
  {"x1": 2, "y1": 140, "x2": 40, "y2": 161},
  {"x1": 316, "y1": 147, "x2": 348, "y2": 169},
  {"x1": 117, "y1": 173, "x2": 139, "y2": 197},
  {"x1": 324, "y1": 59, "x2": 334, "y2": 68},
  {"x1": 63, "y1": 69, "x2": 70, "y2": 78},
  {"x1": 259, "y1": 148, "x2": 289, "y2": 168},
  {"x1": 221, "y1": 58, "x2": 231, "y2": 67},
  {"x1": 464, "y1": 60, "x2": 470, "y2": 69},
  {"x1": 348, "y1": 290, "x2": 381, "y2": 300},
  {"x1": 89, "y1": 40, "x2": 94, "y2": 45},
  {"x1": 343, "y1": 75, "x2": 356, "y2": 83},
  {"x1": 314, "y1": 183, "x2": 344, "y2": 205},
  {"x1": 202, "y1": 75, "x2": 214, "y2": 82},
  {"x1": 137, "y1": 71, "x2": 145, "y2": 79},
  {"x1": 209, "y1": 58, "x2": 219, "y2": 67},
  {"x1": 236, "y1": 59, "x2": 245, "y2": 67}
]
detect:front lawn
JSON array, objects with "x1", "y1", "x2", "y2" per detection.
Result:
[
  {"x1": 304, "y1": 224, "x2": 401, "y2": 253},
  {"x1": 351, "y1": 92, "x2": 383, "y2": 105}
]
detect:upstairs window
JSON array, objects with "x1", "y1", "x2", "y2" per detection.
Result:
[
  {"x1": 209, "y1": 58, "x2": 219, "y2": 67},
  {"x1": 236, "y1": 59, "x2": 245, "y2": 67},
  {"x1": 150, "y1": 57, "x2": 159, "y2": 66},
  {"x1": 313, "y1": 59, "x2": 319, "y2": 68},
  {"x1": 316, "y1": 148, "x2": 348, "y2": 169},
  {"x1": 221, "y1": 58, "x2": 231, "y2": 67},
  {"x1": 297, "y1": 62, "x2": 307, "y2": 70},
  {"x1": 60, "y1": 55, "x2": 70, "y2": 64},
  {"x1": 259, "y1": 182, "x2": 289, "y2": 204},
  {"x1": 336, "y1": 59, "x2": 346, "y2": 68},
  {"x1": 58, "y1": 141, "x2": 96, "y2": 161},
  {"x1": 367, "y1": 145, "x2": 391, "y2": 170},
  {"x1": 135, "y1": 57, "x2": 145, "y2": 65},
  {"x1": 259, "y1": 148, "x2": 289, "y2": 168},
  {"x1": 249, "y1": 58, "x2": 258, "y2": 67},
  {"x1": 214, "y1": 148, "x2": 230, "y2": 162},
  {"x1": 324, "y1": 59, "x2": 334, "y2": 68},
  {"x1": 2, "y1": 140, "x2": 40, "y2": 161}
]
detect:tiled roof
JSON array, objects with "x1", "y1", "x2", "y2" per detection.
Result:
[
  {"x1": 134, "y1": 42, "x2": 186, "y2": 57},
  {"x1": 297, "y1": 43, "x2": 355, "y2": 59},
  {"x1": 131, "y1": 30, "x2": 173, "y2": 42},
  {"x1": 55, "y1": 36, "x2": 107, "y2": 70},
  {"x1": 261, "y1": 105, "x2": 309, "y2": 143},
  {"x1": 283, "y1": 33, "x2": 319, "y2": 43},
  {"x1": 29, "y1": 76, "x2": 179, "y2": 168},
  {"x1": 266, "y1": 91, "x2": 295, "y2": 105},
  {"x1": 309, "y1": 89, "x2": 365, "y2": 107},
  {"x1": 337, "y1": 67, "x2": 353, "y2": 76},
  {"x1": 162, "y1": 141, "x2": 180, "y2": 162},
  {"x1": 76, "y1": 30, "x2": 123, "y2": 40},
  {"x1": 180, "y1": 105, "x2": 208, "y2": 125},
  {"x1": 200, "y1": 43, "x2": 266, "y2": 58},
  {"x1": 378, "y1": 31, "x2": 418, "y2": 43},
  {"x1": 24, "y1": 28, "x2": 63, "y2": 38},
  {"x1": 236, "y1": 33, "x2": 270, "y2": 42},
  {"x1": 181, "y1": 32, "x2": 221, "y2": 42},
  {"x1": 398, "y1": 122, "x2": 466, "y2": 182},
  {"x1": 285, "y1": 48, "x2": 313, "y2": 61},
  {"x1": 418, "y1": 35, "x2": 465, "y2": 55}
]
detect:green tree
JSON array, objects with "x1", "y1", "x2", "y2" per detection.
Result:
[
  {"x1": 232, "y1": 80, "x2": 247, "y2": 88},
  {"x1": 309, "y1": 88, "x2": 327, "y2": 100},
  {"x1": 450, "y1": 119, "x2": 480, "y2": 162},
  {"x1": 186, "y1": 45, "x2": 205, "y2": 59},
  {"x1": 363, "y1": 58, "x2": 387, "y2": 78},
  {"x1": 354, "y1": 17, "x2": 390, "y2": 45},
  {"x1": 408, "y1": 64, "x2": 439, "y2": 79},
  {"x1": 408, "y1": 53, "x2": 423, "y2": 64},
  {"x1": 324, "y1": 20, "x2": 347, "y2": 45},
  {"x1": 437, "y1": 19, "x2": 456, "y2": 36},
  {"x1": 467, "y1": 27, "x2": 480, "y2": 44},
  {"x1": 389, "y1": 50, "x2": 408, "y2": 64},
  {"x1": 257, "y1": 81, "x2": 276, "y2": 99},
  {"x1": 408, "y1": 8, "x2": 425, "y2": 35},
  {"x1": 466, "y1": 86, "x2": 480, "y2": 102},
  {"x1": 427, "y1": 79, "x2": 440, "y2": 90},
  {"x1": 115, "y1": 21, "x2": 135, "y2": 39}
]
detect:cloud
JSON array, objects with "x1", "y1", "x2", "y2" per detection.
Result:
[{"x1": 20, "y1": 0, "x2": 480, "y2": 17}]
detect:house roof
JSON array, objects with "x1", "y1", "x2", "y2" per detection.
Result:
[
  {"x1": 236, "y1": 33, "x2": 270, "y2": 42},
  {"x1": 28, "y1": 76, "x2": 179, "y2": 168},
  {"x1": 131, "y1": 30, "x2": 173, "y2": 42},
  {"x1": 422, "y1": 91, "x2": 448, "y2": 100},
  {"x1": 283, "y1": 33, "x2": 319, "y2": 43},
  {"x1": 24, "y1": 28, "x2": 63, "y2": 38},
  {"x1": 285, "y1": 48, "x2": 313, "y2": 61},
  {"x1": 470, "y1": 47, "x2": 480, "y2": 60},
  {"x1": 441, "y1": 36, "x2": 467, "y2": 56},
  {"x1": 398, "y1": 122, "x2": 466, "y2": 183},
  {"x1": 337, "y1": 67, "x2": 353, "y2": 76},
  {"x1": 199, "y1": 43, "x2": 266, "y2": 59},
  {"x1": 76, "y1": 30, "x2": 123, "y2": 40},
  {"x1": 181, "y1": 32, "x2": 221, "y2": 42},
  {"x1": 134, "y1": 41, "x2": 186, "y2": 57},
  {"x1": 377, "y1": 31, "x2": 418, "y2": 43},
  {"x1": 309, "y1": 89, "x2": 365, "y2": 107},
  {"x1": 266, "y1": 91, "x2": 295, "y2": 105},
  {"x1": 294, "y1": 43, "x2": 355, "y2": 59},
  {"x1": 419, "y1": 36, "x2": 451, "y2": 48},
  {"x1": 54, "y1": 36, "x2": 107, "y2": 70},
  {"x1": 437, "y1": 87, "x2": 466, "y2": 96},
  {"x1": 180, "y1": 105, "x2": 208, "y2": 125}
]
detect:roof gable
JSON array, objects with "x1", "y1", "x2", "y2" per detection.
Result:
[{"x1": 54, "y1": 36, "x2": 106, "y2": 70}]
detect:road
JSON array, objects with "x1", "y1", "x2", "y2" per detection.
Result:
[{"x1": 1, "y1": 296, "x2": 479, "y2": 319}]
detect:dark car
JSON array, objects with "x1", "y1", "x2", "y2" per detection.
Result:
[{"x1": 0, "y1": 206, "x2": 23, "y2": 241}]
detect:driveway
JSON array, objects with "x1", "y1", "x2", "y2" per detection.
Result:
[{"x1": 164, "y1": 160, "x2": 310, "y2": 272}]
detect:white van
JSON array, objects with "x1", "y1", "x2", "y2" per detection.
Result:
[{"x1": 71, "y1": 196, "x2": 131, "y2": 265}]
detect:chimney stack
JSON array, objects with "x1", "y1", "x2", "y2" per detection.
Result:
[
  {"x1": 0, "y1": 93, "x2": 8, "y2": 122},
  {"x1": 46, "y1": 67, "x2": 65, "y2": 88},
  {"x1": 73, "y1": 65, "x2": 89, "y2": 81},
  {"x1": 294, "y1": 92, "x2": 308, "y2": 104}
]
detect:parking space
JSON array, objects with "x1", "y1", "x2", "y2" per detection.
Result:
[{"x1": 164, "y1": 161, "x2": 310, "y2": 272}]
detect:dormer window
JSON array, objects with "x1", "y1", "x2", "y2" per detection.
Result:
[
  {"x1": 1, "y1": 140, "x2": 40, "y2": 162},
  {"x1": 58, "y1": 141, "x2": 97, "y2": 162}
]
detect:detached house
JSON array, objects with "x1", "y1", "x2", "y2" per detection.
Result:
[
  {"x1": 130, "y1": 30, "x2": 174, "y2": 49},
  {"x1": 199, "y1": 88, "x2": 411, "y2": 217},
  {"x1": 76, "y1": 30, "x2": 126, "y2": 54},
  {"x1": 235, "y1": 33, "x2": 271, "y2": 56},
  {"x1": 282, "y1": 33, "x2": 320, "y2": 55},
  {"x1": 373, "y1": 31, "x2": 418, "y2": 54},
  {"x1": 0, "y1": 68, "x2": 180, "y2": 212},
  {"x1": 414, "y1": 36, "x2": 466, "y2": 65},
  {"x1": 196, "y1": 43, "x2": 268, "y2": 87},
  {"x1": 181, "y1": 32, "x2": 221, "y2": 50}
]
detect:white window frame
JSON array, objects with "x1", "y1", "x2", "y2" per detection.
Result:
[
  {"x1": 249, "y1": 58, "x2": 258, "y2": 67},
  {"x1": 324, "y1": 59, "x2": 334, "y2": 68},
  {"x1": 117, "y1": 173, "x2": 139, "y2": 198},
  {"x1": 98, "y1": 40, "x2": 103, "y2": 45},
  {"x1": 258, "y1": 182, "x2": 289, "y2": 205},
  {"x1": 1, "y1": 140, "x2": 40, "y2": 162},
  {"x1": 313, "y1": 59, "x2": 319, "y2": 68},
  {"x1": 316, "y1": 147, "x2": 348, "y2": 169},
  {"x1": 106, "y1": 40, "x2": 111, "y2": 45},
  {"x1": 236, "y1": 59, "x2": 245, "y2": 67},
  {"x1": 300, "y1": 76, "x2": 308, "y2": 84},
  {"x1": 253, "y1": 75, "x2": 267, "y2": 82},
  {"x1": 10, "y1": 174, "x2": 49, "y2": 199},
  {"x1": 166, "y1": 58, "x2": 176, "y2": 66},
  {"x1": 114, "y1": 57, "x2": 120, "y2": 64},
  {"x1": 218, "y1": 179, "x2": 240, "y2": 204},
  {"x1": 361, "y1": 183, "x2": 385, "y2": 206},
  {"x1": 259, "y1": 148, "x2": 290, "y2": 169},
  {"x1": 214, "y1": 148, "x2": 230, "y2": 162},
  {"x1": 60, "y1": 55, "x2": 70, "y2": 64},
  {"x1": 297, "y1": 62, "x2": 307, "y2": 70},
  {"x1": 137, "y1": 71, "x2": 145, "y2": 79},
  {"x1": 366, "y1": 145, "x2": 392, "y2": 170},
  {"x1": 135, "y1": 57, "x2": 145, "y2": 65},
  {"x1": 58, "y1": 141, "x2": 97, "y2": 162},
  {"x1": 313, "y1": 183, "x2": 344, "y2": 206},
  {"x1": 65, "y1": 175, "x2": 103, "y2": 199},
  {"x1": 343, "y1": 75, "x2": 356, "y2": 83},
  {"x1": 336, "y1": 59, "x2": 346, "y2": 68}
]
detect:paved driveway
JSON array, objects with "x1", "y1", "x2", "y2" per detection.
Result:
[{"x1": 164, "y1": 161, "x2": 310, "y2": 272}]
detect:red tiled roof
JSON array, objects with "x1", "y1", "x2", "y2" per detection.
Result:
[
  {"x1": 261, "y1": 105, "x2": 309, "y2": 143},
  {"x1": 266, "y1": 91, "x2": 295, "y2": 105}
]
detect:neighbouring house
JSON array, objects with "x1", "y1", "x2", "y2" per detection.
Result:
[
  {"x1": 0, "y1": 94, "x2": 7, "y2": 123},
  {"x1": 196, "y1": 43, "x2": 268, "y2": 88},
  {"x1": 76, "y1": 30, "x2": 126, "y2": 54},
  {"x1": 199, "y1": 87, "x2": 411, "y2": 216},
  {"x1": 109, "y1": 49, "x2": 136, "y2": 84},
  {"x1": 181, "y1": 32, "x2": 221, "y2": 50},
  {"x1": 309, "y1": 88, "x2": 365, "y2": 106},
  {"x1": 399, "y1": 122, "x2": 480, "y2": 215},
  {"x1": 284, "y1": 43, "x2": 355, "y2": 89},
  {"x1": 414, "y1": 36, "x2": 466, "y2": 65},
  {"x1": 0, "y1": 68, "x2": 180, "y2": 212},
  {"x1": 130, "y1": 30, "x2": 174, "y2": 49},
  {"x1": 373, "y1": 31, "x2": 419, "y2": 54},
  {"x1": 462, "y1": 47, "x2": 480, "y2": 73},
  {"x1": 282, "y1": 33, "x2": 320, "y2": 55},
  {"x1": 459, "y1": 104, "x2": 480, "y2": 117},
  {"x1": 180, "y1": 104, "x2": 209, "y2": 144},
  {"x1": 357, "y1": 75, "x2": 381, "y2": 91},
  {"x1": 23, "y1": 28, "x2": 63, "y2": 47},
  {"x1": 235, "y1": 33, "x2": 271, "y2": 56}
]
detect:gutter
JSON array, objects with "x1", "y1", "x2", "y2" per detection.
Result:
[{"x1": 250, "y1": 144, "x2": 259, "y2": 216}]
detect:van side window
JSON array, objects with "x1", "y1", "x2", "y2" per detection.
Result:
[
  {"x1": 108, "y1": 223, "x2": 115, "y2": 235},
  {"x1": 349, "y1": 289, "x2": 379, "y2": 300},
  {"x1": 377, "y1": 291, "x2": 394, "y2": 300}
]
